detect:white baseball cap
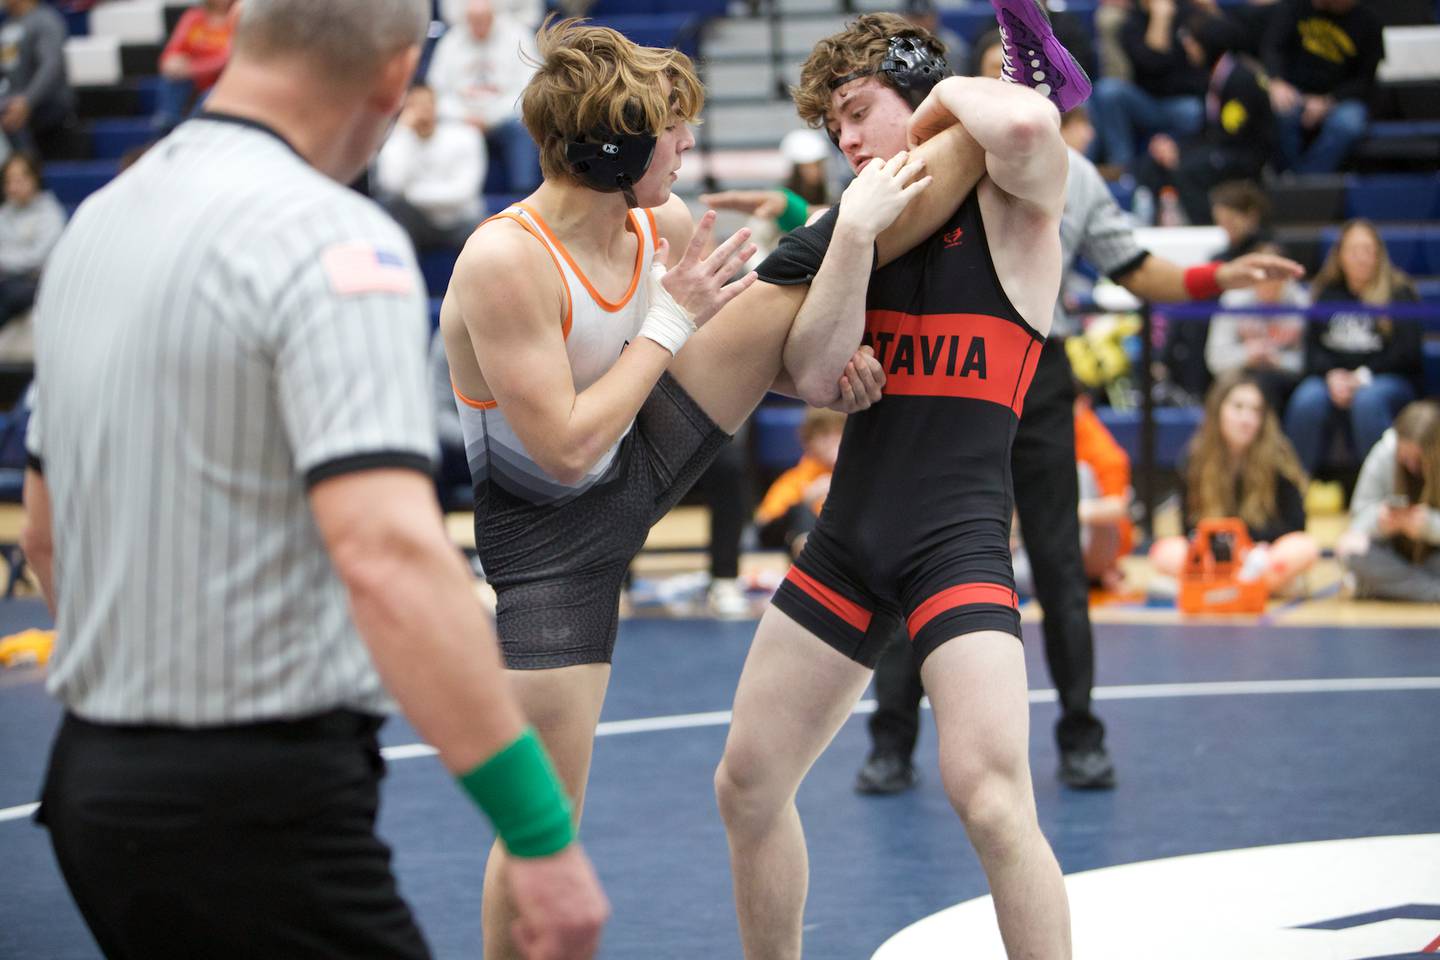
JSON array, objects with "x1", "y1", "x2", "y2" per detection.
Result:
[{"x1": 780, "y1": 129, "x2": 831, "y2": 166}]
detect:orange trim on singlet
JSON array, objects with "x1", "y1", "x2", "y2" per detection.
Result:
[
  {"x1": 515, "y1": 202, "x2": 645, "y2": 313},
  {"x1": 906, "y1": 583, "x2": 1019, "y2": 639},
  {"x1": 785, "y1": 566, "x2": 873, "y2": 634},
  {"x1": 451, "y1": 377, "x2": 497, "y2": 410},
  {"x1": 482, "y1": 210, "x2": 573, "y2": 339},
  {"x1": 644, "y1": 207, "x2": 660, "y2": 253}
]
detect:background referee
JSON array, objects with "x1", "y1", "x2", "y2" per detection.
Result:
[{"x1": 19, "y1": 1, "x2": 606, "y2": 957}]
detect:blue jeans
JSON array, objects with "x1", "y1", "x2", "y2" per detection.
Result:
[
  {"x1": 1091, "y1": 77, "x2": 1203, "y2": 169},
  {"x1": 154, "y1": 77, "x2": 195, "y2": 131},
  {"x1": 483, "y1": 118, "x2": 541, "y2": 195},
  {"x1": 1276, "y1": 99, "x2": 1367, "y2": 174},
  {"x1": 1283, "y1": 372, "x2": 1415, "y2": 473}
]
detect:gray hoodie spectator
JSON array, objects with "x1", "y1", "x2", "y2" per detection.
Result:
[
  {"x1": 0, "y1": 153, "x2": 64, "y2": 326},
  {"x1": 0, "y1": 0, "x2": 75, "y2": 157},
  {"x1": 1341, "y1": 403, "x2": 1440, "y2": 603}
]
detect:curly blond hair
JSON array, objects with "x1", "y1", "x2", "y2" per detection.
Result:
[
  {"x1": 521, "y1": 17, "x2": 704, "y2": 185},
  {"x1": 792, "y1": 13, "x2": 944, "y2": 130}
]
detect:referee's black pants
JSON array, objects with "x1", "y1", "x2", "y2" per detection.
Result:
[
  {"x1": 38, "y1": 710, "x2": 432, "y2": 960},
  {"x1": 868, "y1": 336, "x2": 1107, "y2": 759}
]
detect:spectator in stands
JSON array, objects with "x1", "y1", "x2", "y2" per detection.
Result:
[
  {"x1": 1338, "y1": 400, "x2": 1440, "y2": 603},
  {"x1": 154, "y1": 0, "x2": 239, "y2": 132},
  {"x1": 1207, "y1": 240, "x2": 1307, "y2": 412},
  {"x1": 1091, "y1": 0, "x2": 1207, "y2": 170},
  {"x1": 428, "y1": 0, "x2": 540, "y2": 194},
  {"x1": 376, "y1": 84, "x2": 485, "y2": 251},
  {"x1": 1284, "y1": 219, "x2": 1422, "y2": 475},
  {"x1": 0, "y1": 153, "x2": 64, "y2": 328},
  {"x1": 1072, "y1": 394, "x2": 1135, "y2": 589},
  {"x1": 1263, "y1": 0, "x2": 1381, "y2": 174},
  {"x1": 1151, "y1": 370, "x2": 1320, "y2": 591},
  {"x1": 1210, "y1": 180, "x2": 1272, "y2": 261},
  {"x1": 0, "y1": 0, "x2": 76, "y2": 160},
  {"x1": 1134, "y1": 12, "x2": 1274, "y2": 226},
  {"x1": 1060, "y1": 105, "x2": 1097, "y2": 155},
  {"x1": 756, "y1": 408, "x2": 843, "y2": 559},
  {"x1": 902, "y1": 0, "x2": 968, "y2": 75},
  {"x1": 700, "y1": 129, "x2": 832, "y2": 264}
]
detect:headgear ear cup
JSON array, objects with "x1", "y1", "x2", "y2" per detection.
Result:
[
  {"x1": 825, "y1": 34, "x2": 951, "y2": 144},
  {"x1": 564, "y1": 100, "x2": 657, "y2": 208}
]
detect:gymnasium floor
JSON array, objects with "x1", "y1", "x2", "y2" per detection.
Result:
[{"x1": 2, "y1": 563, "x2": 1437, "y2": 959}]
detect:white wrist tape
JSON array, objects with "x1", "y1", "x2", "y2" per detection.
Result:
[{"x1": 637, "y1": 263, "x2": 696, "y2": 357}]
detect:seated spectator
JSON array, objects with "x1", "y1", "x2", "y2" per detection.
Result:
[
  {"x1": 756, "y1": 408, "x2": 843, "y2": 558},
  {"x1": 155, "y1": 0, "x2": 238, "y2": 132},
  {"x1": 1151, "y1": 371, "x2": 1319, "y2": 592},
  {"x1": 700, "y1": 128, "x2": 832, "y2": 264},
  {"x1": 1072, "y1": 395, "x2": 1135, "y2": 588},
  {"x1": 1338, "y1": 400, "x2": 1440, "y2": 603},
  {"x1": 428, "y1": 0, "x2": 540, "y2": 194},
  {"x1": 0, "y1": 0, "x2": 76, "y2": 161},
  {"x1": 1134, "y1": 13, "x2": 1274, "y2": 226},
  {"x1": 1263, "y1": 0, "x2": 1380, "y2": 174},
  {"x1": 0, "y1": 153, "x2": 64, "y2": 328},
  {"x1": 1210, "y1": 180, "x2": 1271, "y2": 262},
  {"x1": 1284, "y1": 219, "x2": 1421, "y2": 475},
  {"x1": 1206, "y1": 240, "x2": 1307, "y2": 412},
  {"x1": 1091, "y1": 0, "x2": 1207, "y2": 171},
  {"x1": 376, "y1": 84, "x2": 485, "y2": 251}
]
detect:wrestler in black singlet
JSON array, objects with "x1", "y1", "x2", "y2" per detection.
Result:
[{"x1": 757, "y1": 190, "x2": 1045, "y2": 666}]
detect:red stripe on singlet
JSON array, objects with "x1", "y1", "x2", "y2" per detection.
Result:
[
  {"x1": 785, "y1": 566, "x2": 873, "y2": 634},
  {"x1": 907, "y1": 582, "x2": 1019, "y2": 638},
  {"x1": 864, "y1": 310, "x2": 1042, "y2": 411}
]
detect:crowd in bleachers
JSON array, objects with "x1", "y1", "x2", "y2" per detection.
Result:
[{"x1": 0, "y1": 0, "x2": 1436, "y2": 609}]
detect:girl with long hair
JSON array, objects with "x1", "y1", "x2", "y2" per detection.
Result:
[
  {"x1": 1284, "y1": 218, "x2": 1423, "y2": 474},
  {"x1": 1152, "y1": 371, "x2": 1320, "y2": 590},
  {"x1": 1338, "y1": 400, "x2": 1440, "y2": 602}
]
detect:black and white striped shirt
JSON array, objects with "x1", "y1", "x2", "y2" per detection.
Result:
[
  {"x1": 1057, "y1": 148, "x2": 1148, "y2": 336},
  {"x1": 26, "y1": 114, "x2": 438, "y2": 725}
]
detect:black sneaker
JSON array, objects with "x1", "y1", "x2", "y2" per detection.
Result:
[
  {"x1": 1058, "y1": 747, "x2": 1116, "y2": 790},
  {"x1": 854, "y1": 752, "x2": 919, "y2": 795}
]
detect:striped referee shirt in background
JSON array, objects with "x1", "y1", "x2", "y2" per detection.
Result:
[
  {"x1": 25, "y1": 114, "x2": 438, "y2": 726},
  {"x1": 1056, "y1": 148, "x2": 1148, "y2": 337}
]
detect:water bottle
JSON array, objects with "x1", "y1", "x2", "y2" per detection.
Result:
[{"x1": 1158, "y1": 186, "x2": 1185, "y2": 227}]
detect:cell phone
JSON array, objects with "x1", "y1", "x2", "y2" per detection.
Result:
[{"x1": 1387, "y1": 494, "x2": 1411, "y2": 510}]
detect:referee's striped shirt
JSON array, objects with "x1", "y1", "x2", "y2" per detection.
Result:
[
  {"x1": 1056, "y1": 148, "x2": 1148, "y2": 336},
  {"x1": 26, "y1": 114, "x2": 438, "y2": 726}
]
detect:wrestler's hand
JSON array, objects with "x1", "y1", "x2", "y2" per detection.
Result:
[
  {"x1": 659, "y1": 210, "x2": 759, "y2": 326},
  {"x1": 836, "y1": 152, "x2": 931, "y2": 242},
  {"x1": 1217, "y1": 252, "x2": 1305, "y2": 290},
  {"x1": 907, "y1": 79, "x2": 961, "y2": 147},
  {"x1": 826, "y1": 345, "x2": 886, "y2": 413},
  {"x1": 509, "y1": 844, "x2": 609, "y2": 960}
]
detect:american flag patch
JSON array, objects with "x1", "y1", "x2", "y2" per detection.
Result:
[{"x1": 321, "y1": 243, "x2": 416, "y2": 297}]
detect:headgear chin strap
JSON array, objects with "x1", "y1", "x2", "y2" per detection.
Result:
[
  {"x1": 564, "y1": 102, "x2": 657, "y2": 209},
  {"x1": 826, "y1": 35, "x2": 950, "y2": 144}
]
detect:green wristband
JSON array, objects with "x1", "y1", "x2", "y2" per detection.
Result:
[
  {"x1": 458, "y1": 727, "x2": 575, "y2": 858},
  {"x1": 776, "y1": 189, "x2": 810, "y2": 233}
]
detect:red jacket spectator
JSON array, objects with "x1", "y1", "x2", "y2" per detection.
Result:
[{"x1": 160, "y1": 3, "x2": 238, "y2": 92}]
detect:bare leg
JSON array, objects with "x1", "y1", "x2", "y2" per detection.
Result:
[
  {"x1": 1148, "y1": 535, "x2": 1188, "y2": 578},
  {"x1": 483, "y1": 664, "x2": 610, "y2": 960},
  {"x1": 922, "y1": 632, "x2": 1071, "y2": 959},
  {"x1": 715, "y1": 608, "x2": 873, "y2": 960},
  {"x1": 1265, "y1": 531, "x2": 1319, "y2": 592}
]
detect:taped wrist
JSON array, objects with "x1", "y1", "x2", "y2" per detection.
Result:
[
  {"x1": 458, "y1": 727, "x2": 574, "y2": 858},
  {"x1": 638, "y1": 262, "x2": 696, "y2": 356}
]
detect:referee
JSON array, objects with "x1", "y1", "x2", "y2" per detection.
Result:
[
  {"x1": 20, "y1": 2, "x2": 606, "y2": 957},
  {"x1": 857, "y1": 33, "x2": 1305, "y2": 795}
]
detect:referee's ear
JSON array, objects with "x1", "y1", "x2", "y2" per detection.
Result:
[{"x1": 372, "y1": 45, "x2": 423, "y2": 117}]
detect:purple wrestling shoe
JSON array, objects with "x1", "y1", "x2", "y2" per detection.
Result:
[{"x1": 990, "y1": 0, "x2": 1092, "y2": 112}]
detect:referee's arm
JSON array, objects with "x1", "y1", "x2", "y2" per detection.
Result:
[
  {"x1": 309, "y1": 468, "x2": 529, "y2": 772},
  {"x1": 20, "y1": 467, "x2": 56, "y2": 616}
]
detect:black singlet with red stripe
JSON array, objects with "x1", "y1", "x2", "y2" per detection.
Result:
[{"x1": 756, "y1": 191, "x2": 1046, "y2": 666}]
